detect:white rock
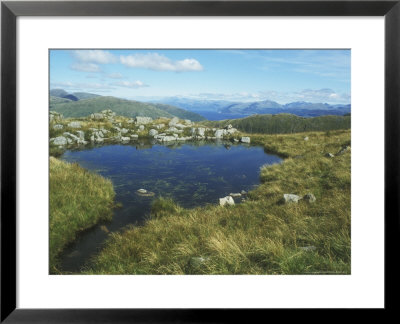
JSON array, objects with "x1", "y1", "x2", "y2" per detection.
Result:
[
  {"x1": 149, "y1": 129, "x2": 158, "y2": 137},
  {"x1": 241, "y1": 137, "x2": 251, "y2": 143},
  {"x1": 135, "y1": 116, "x2": 152, "y2": 125},
  {"x1": 68, "y1": 121, "x2": 82, "y2": 129},
  {"x1": 219, "y1": 196, "x2": 235, "y2": 206}
]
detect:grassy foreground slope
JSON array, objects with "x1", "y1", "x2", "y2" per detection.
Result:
[
  {"x1": 50, "y1": 157, "x2": 115, "y2": 273},
  {"x1": 85, "y1": 130, "x2": 351, "y2": 274},
  {"x1": 204, "y1": 113, "x2": 350, "y2": 134}
]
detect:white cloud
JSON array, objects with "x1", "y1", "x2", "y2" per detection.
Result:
[
  {"x1": 111, "y1": 80, "x2": 148, "y2": 88},
  {"x1": 51, "y1": 81, "x2": 114, "y2": 91},
  {"x1": 106, "y1": 72, "x2": 123, "y2": 79},
  {"x1": 70, "y1": 63, "x2": 101, "y2": 73},
  {"x1": 71, "y1": 50, "x2": 116, "y2": 64},
  {"x1": 120, "y1": 53, "x2": 203, "y2": 72}
]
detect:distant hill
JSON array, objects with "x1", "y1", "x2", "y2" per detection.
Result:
[
  {"x1": 50, "y1": 96, "x2": 72, "y2": 106},
  {"x1": 152, "y1": 103, "x2": 205, "y2": 121},
  {"x1": 205, "y1": 113, "x2": 351, "y2": 134},
  {"x1": 50, "y1": 89, "x2": 69, "y2": 98},
  {"x1": 49, "y1": 96, "x2": 205, "y2": 120},
  {"x1": 152, "y1": 97, "x2": 351, "y2": 120},
  {"x1": 72, "y1": 92, "x2": 101, "y2": 100}
]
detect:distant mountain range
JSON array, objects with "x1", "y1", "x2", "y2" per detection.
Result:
[
  {"x1": 49, "y1": 89, "x2": 206, "y2": 121},
  {"x1": 50, "y1": 89, "x2": 351, "y2": 121},
  {"x1": 150, "y1": 97, "x2": 351, "y2": 120}
]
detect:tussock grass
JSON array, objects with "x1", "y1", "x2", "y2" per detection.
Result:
[
  {"x1": 84, "y1": 130, "x2": 351, "y2": 274},
  {"x1": 49, "y1": 157, "x2": 115, "y2": 273}
]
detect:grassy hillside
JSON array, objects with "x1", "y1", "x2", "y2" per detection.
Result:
[
  {"x1": 152, "y1": 103, "x2": 205, "y2": 121},
  {"x1": 50, "y1": 96, "x2": 176, "y2": 119},
  {"x1": 85, "y1": 130, "x2": 351, "y2": 274},
  {"x1": 72, "y1": 92, "x2": 101, "y2": 100},
  {"x1": 50, "y1": 96, "x2": 72, "y2": 107},
  {"x1": 50, "y1": 157, "x2": 115, "y2": 273},
  {"x1": 50, "y1": 96, "x2": 205, "y2": 121},
  {"x1": 203, "y1": 113, "x2": 351, "y2": 134}
]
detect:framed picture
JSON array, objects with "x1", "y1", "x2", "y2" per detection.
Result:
[{"x1": 1, "y1": 0, "x2": 399, "y2": 321}]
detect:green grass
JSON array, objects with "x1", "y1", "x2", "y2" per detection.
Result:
[
  {"x1": 49, "y1": 157, "x2": 115, "y2": 273},
  {"x1": 50, "y1": 96, "x2": 205, "y2": 121},
  {"x1": 83, "y1": 130, "x2": 351, "y2": 275},
  {"x1": 202, "y1": 113, "x2": 351, "y2": 134}
]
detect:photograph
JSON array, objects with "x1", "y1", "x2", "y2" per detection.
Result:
[{"x1": 49, "y1": 49, "x2": 351, "y2": 275}]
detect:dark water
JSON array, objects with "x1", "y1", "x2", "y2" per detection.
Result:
[{"x1": 58, "y1": 140, "x2": 281, "y2": 272}]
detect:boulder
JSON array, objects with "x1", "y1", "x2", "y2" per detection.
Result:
[
  {"x1": 90, "y1": 113, "x2": 104, "y2": 120},
  {"x1": 155, "y1": 123, "x2": 165, "y2": 130},
  {"x1": 299, "y1": 246, "x2": 317, "y2": 252},
  {"x1": 51, "y1": 136, "x2": 67, "y2": 146},
  {"x1": 130, "y1": 134, "x2": 139, "y2": 140},
  {"x1": 168, "y1": 117, "x2": 179, "y2": 126},
  {"x1": 76, "y1": 131, "x2": 85, "y2": 140},
  {"x1": 121, "y1": 137, "x2": 130, "y2": 143},
  {"x1": 219, "y1": 196, "x2": 235, "y2": 206},
  {"x1": 325, "y1": 152, "x2": 335, "y2": 158},
  {"x1": 138, "y1": 125, "x2": 145, "y2": 131},
  {"x1": 121, "y1": 128, "x2": 129, "y2": 134},
  {"x1": 225, "y1": 124, "x2": 233, "y2": 130},
  {"x1": 304, "y1": 136, "x2": 309, "y2": 141},
  {"x1": 137, "y1": 189, "x2": 147, "y2": 194},
  {"x1": 53, "y1": 124, "x2": 63, "y2": 130},
  {"x1": 68, "y1": 121, "x2": 82, "y2": 129},
  {"x1": 197, "y1": 128, "x2": 206, "y2": 136},
  {"x1": 283, "y1": 194, "x2": 302, "y2": 204},
  {"x1": 149, "y1": 129, "x2": 158, "y2": 137},
  {"x1": 215, "y1": 129, "x2": 224, "y2": 139},
  {"x1": 229, "y1": 193, "x2": 242, "y2": 198},
  {"x1": 49, "y1": 111, "x2": 63, "y2": 122},
  {"x1": 241, "y1": 137, "x2": 251, "y2": 143},
  {"x1": 135, "y1": 116, "x2": 153, "y2": 125},
  {"x1": 303, "y1": 193, "x2": 316, "y2": 203}
]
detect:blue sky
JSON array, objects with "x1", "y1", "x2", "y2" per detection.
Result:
[{"x1": 50, "y1": 49, "x2": 350, "y2": 104}]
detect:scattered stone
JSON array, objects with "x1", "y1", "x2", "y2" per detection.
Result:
[
  {"x1": 155, "y1": 123, "x2": 165, "y2": 130},
  {"x1": 168, "y1": 117, "x2": 179, "y2": 126},
  {"x1": 76, "y1": 131, "x2": 85, "y2": 140},
  {"x1": 51, "y1": 136, "x2": 67, "y2": 146},
  {"x1": 121, "y1": 128, "x2": 129, "y2": 134},
  {"x1": 304, "y1": 136, "x2": 309, "y2": 141},
  {"x1": 149, "y1": 129, "x2": 158, "y2": 137},
  {"x1": 233, "y1": 139, "x2": 239, "y2": 143},
  {"x1": 219, "y1": 196, "x2": 235, "y2": 206},
  {"x1": 325, "y1": 152, "x2": 334, "y2": 158},
  {"x1": 283, "y1": 194, "x2": 302, "y2": 204},
  {"x1": 53, "y1": 124, "x2": 63, "y2": 130},
  {"x1": 225, "y1": 124, "x2": 233, "y2": 130},
  {"x1": 121, "y1": 137, "x2": 130, "y2": 143},
  {"x1": 91, "y1": 113, "x2": 104, "y2": 120},
  {"x1": 337, "y1": 145, "x2": 351, "y2": 155},
  {"x1": 138, "y1": 125, "x2": 145, "y2": 131},
  {"x1": 240, "y1": 190, "x2": 247, "y2": 195},
  {"x1": 68, "y1": 121, "x2": 82, "y2": 129},
  {"x1": 215, "y1": 129, "x2": 224, "y2": 139},
  {"x1": 189, "y1": 256, "x2": 209, "y2": 268},
  {"x1": 241, "y1": 137, "x2": 251, "y2": 143},
  {"x1": 49, "y1": 111, "x2": 63, "y2": 122},
  {"x1": 230, "y1": 193, "x2": 242, "y2": 198},
  {"x1": 136, "y1": 189, "x2": 155, "y2": 197},
  {"x1": 197, "y1": 128, "x2": 206, "y2": 136},
  {"x1": 130, "y1": 134, "x2": 139, "y2": 140},
  {"x1": 135, "y1": 116, "x2": 153, "y2": 125},
  {"x1": 303, "y1": 193, "x2": 316, "y2": 203}
]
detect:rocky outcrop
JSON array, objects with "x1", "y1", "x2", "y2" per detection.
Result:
[
  {"x1": 241, "y1": 137, "x2": 250, "y2": 143},
  {"x1": 68, "y1": 121, "x2": 82, "y2": 129},
  {"x1": 49, "y1": 111, "x2": 250, "y2": 149},
  {"x1": 135, "y1": 116, "x2": 153, "y2": 125}
]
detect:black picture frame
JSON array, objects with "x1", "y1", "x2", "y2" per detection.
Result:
[{"x1": 1, "y1": 0, "x2": 399, "y2": 321}]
